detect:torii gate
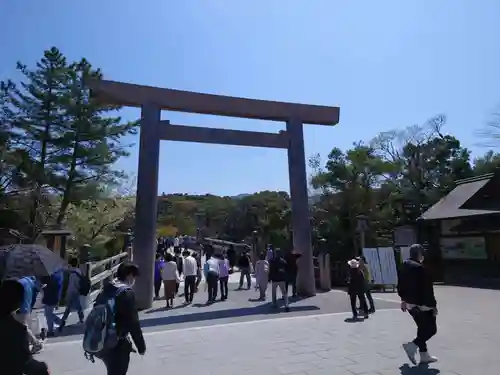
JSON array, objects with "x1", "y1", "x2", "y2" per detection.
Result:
[{"x1": 90, "y1": 80, "x2": 340, "y2": 309}]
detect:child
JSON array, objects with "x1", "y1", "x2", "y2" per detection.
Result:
[{"x1": 255, "y1": 252, "x2": 269, "y2": 300}]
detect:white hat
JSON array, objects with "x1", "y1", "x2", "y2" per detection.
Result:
[{"x1": 347, "y1": 259, "x2": 359, "y2": 268}]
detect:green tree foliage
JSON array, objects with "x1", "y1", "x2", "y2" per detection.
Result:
[
  {"x1": 1, "y1": 47, "x2": 137, "y2": 241},
  {"x1": 53, "y1": 58, "x2": 137, "y2": 224}
]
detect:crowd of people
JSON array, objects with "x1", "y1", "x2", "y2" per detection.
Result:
[
  {"x1": 0, "y1": 261, "x2": 145, "y2": 375},
  {"x1": 0, "y1": 242, "x2": 439, "y2": 374},
  {"x1": 153, "y1": 245, "x2": 303, "y2": 312}
]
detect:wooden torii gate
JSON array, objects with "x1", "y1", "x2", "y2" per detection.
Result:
[{"x1": 90, "y1": 79, "x2": 339, "y2": 309}]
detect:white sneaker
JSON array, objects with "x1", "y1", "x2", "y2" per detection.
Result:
[
  {"x1": 402, "y1": 342, "x2": 418, "y2": 365},
  {"x1": 420, "y1": 352, "x2": 438, "y2": 364}
]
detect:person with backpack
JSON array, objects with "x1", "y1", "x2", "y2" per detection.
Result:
[
  {"x1": 83, "y1": 262, "x2": 146, "y2": 375},
  {"x1": 268, "y1": 249, "x2": 290, "y2": 312},
  {"x1": 0, "y1": 279, "x2": 50, "y2": 375},
  {"x1": 59, "y1": 258, "x2": 88, "y2": 332}
]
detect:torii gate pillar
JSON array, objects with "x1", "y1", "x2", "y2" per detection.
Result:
[{"x1": 287, "y1": 119, "x2": 315, "y2": 295}]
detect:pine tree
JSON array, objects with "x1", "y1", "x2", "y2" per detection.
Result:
[
  {"x1": 3, "y1": 47, "x2": 70, "y2": 237},
  {"x1": 4, "y1": 47, "x2": 137, "y2": 239},
  {"x1": 53, "y1": 58, "x2": 137, "y2": 225}
]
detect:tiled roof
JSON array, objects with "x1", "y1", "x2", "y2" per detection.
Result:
[{"x1": 419, "y1": 174, "x2": 500, "y2": 220}]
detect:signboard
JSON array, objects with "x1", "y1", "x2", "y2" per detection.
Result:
[
  {"x1": 440, "y1": 237, "x2": 487, "y2": 260},
  {"x1": 394, "y1": 225, "x2": 416, "y2": 246}
]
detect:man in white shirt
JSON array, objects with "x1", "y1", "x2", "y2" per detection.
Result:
[
  {"x1": 182, "y1": 250, "x2": 198, "y2": 304},
  {"x1": 203, "y1": 255, "x2": 220, "y2": 303}
]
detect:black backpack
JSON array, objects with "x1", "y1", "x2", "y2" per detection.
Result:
[{"x1": 76, "y1": 271, "x2": 91, "y2": 296}]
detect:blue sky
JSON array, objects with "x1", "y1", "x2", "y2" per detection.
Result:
[{"x1": 2, "y1": 1, "x2": 500, "y2": 196}]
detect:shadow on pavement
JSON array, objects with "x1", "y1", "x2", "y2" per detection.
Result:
[
  {"x1": 53, "y1": 302, "x2": 320, "y2": 338},
  {"x1": 139, "y1": 303, "x2": 320, "y2": 329},
  {"x1": 399, "y1": 364, "x2": 440, "y2": 375},
  {"x1": 343, "y1": 317, "x2": 367, "y2": 323}
]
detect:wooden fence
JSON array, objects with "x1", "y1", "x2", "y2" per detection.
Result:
[{"x1": 81, "y1": 252, "x2": 128, "y2": 302}]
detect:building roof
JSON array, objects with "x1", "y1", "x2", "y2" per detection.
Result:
[{"x1": 419, "y1": 173, "x2": 500, "y2": 220}]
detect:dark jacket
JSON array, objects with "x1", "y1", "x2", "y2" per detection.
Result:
[
  {"x1": 397, "y1": 260, "x2": 436, "y2": 308},
  {"x1": 237, "y1": 254, "x2": 250, "y2": 269},
  {"x1": 269, "y1": 257, "x2": 287, "y2": 282},
  {"x1": 42, "y1": 270, "x2": 63, "y2": 306},
  {"x1": 284, "y1": 253, "x2": 299, "y2": 278},
  {"x1": 0, "y1": 314, "x2": 49, "y2": 375},
  {"x1": 98, "y1": 282, "x2": 146, "y2": 354},
  {"x1": 347, "y1": 267, "x2": 366, "y2": 294}
]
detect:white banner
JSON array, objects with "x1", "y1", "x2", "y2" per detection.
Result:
[
  {"x1": 362, "y1": 248, "x2": 383, "y2": 285},
  {"x1": 378, "y1": 247, "x2": 399, "y2": 286}
]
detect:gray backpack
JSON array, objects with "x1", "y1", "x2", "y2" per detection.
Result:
[{"x1": 82, "y1": 284, "x2": 129, "y2": 361}]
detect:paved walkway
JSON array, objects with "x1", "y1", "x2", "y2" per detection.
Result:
[
  {"x1": 38, "y1": 286, "x2": 500, "y2": 374},
  {"x1": 46, "y1": 279, "x2": 399, "y2": 341}
]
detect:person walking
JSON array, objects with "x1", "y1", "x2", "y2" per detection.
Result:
[
  {"x1": 161, "y1": 253, "x2": 180, "y2": 308},
  {"x1": 97, "y1": 262, "x2": 146, "y2": 375},
  {"x1": 347, "y1": 259, "x2": 369, "y2": 320},
  {"x1": 268, "y1": 249, "x2": 289, "y2": 312},
  {"x1": 237, "y1": 252, "x2": 252, "y2": 290},
  {"x1": 15, "y1": 276, "x2": 44, "y2": 353},
  {"x1": 182, "y1": 250, "x2": 198, "y2": 304},
  {"x1": 398, "y1": 244, "x2": 438, "y2": 365},
  {"x1": 255, "y1": 252, "x2": 269, "y2": 300},
  {"x1": 284, "y1": 250, "x2": 300, "y2": 297},
  {"x1": 266, "y1": 245, "x2": 274, "y2": 262},
  {"x1": 227, "y1": 245, "x2": 236, "y2": 269},
  {"x1": 174, "y1": 251, "x2": 183, "y2": 295},
  {"x1": 203, "y1": 255, "x2": 220, "y2": 303},
  {"x1": 59, "y1": 258, "x2": 85, "y2": 332},
  {"x1": 42, "y1": 269, "x2": 64, "y2": 337},
  {"x1": 154, "y1": 254, "x2": 164, "y2": 299},
  {"x1": 193, "y1": 252, "x2": 202, "y2": 291},
  {"x1": 0, "y1": 279, "x2": 50, "y2": 375},
  {"x1": 217, "y1": 253, "x2": 230, "y2": 301},
  {"x1": 357, "y1": 256, "x2": 375, "y2": 313}
]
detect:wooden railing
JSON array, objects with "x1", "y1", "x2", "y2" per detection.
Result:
[{"x1": 81, "y1": 252, "x2": 128, "y2": 302}]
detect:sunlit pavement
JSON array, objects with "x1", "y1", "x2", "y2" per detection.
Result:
[{"x1": 38, "y1": 286, "x2": 500, "y2": 374}]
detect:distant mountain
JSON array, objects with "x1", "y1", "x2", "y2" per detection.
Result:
[
  {"x1": 231, "y1": 192, "x2": 321, "y2": 204},
  {"x1": 231, "y1": 193, "x2": 252, "y2": 199}
]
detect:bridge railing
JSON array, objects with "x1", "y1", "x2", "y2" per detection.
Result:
[{"x1": 81, "y1": 252, "x2": 128, "y2": 302}]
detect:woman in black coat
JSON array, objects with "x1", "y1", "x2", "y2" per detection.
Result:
[{"x1": 347, "y1": 259, "x2": 369, "y2": 319}]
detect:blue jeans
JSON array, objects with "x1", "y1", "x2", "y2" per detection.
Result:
[
  {"x1": 44, "y1": 305, "x2": 62, "y2": 333},
  {"x1": 61, "y1": 293, "x2": 84, "y2": 323}
]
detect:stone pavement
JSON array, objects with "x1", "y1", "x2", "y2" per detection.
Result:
[
  {"x1": 38, "y1": 285, "x2": 500, "y2": 374},
  {"x1": 47, "y1": 280, "x2": 399, "y2": 342}
]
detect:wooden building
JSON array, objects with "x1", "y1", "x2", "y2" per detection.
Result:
[{"x1": 419, "y1": 170, "x2": 500, "y2": 284}]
